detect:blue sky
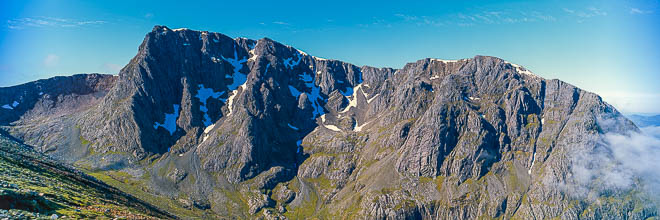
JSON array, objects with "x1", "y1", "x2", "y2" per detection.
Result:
[{"x1": 1, "y1": 0, "x2": 659, "y2": 114}]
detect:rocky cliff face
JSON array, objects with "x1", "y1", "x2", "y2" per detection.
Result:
[
  {"x1": 1, "y1": 74, "x2": 116, "y2": 162},
  {"x1": 0, "y1": 73, "x2": 116, "y2": 125},
  {"x1": 1, "y1": 26, "x2": 656, "y2": 219}
]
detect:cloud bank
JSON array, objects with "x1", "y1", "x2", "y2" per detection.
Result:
[
  {"x1": 43, "y1": 54, "x2": 60, "y2": 67},
  {"x1": 570, "y1": 121, "x2": 660, "y2": 204},
  {"x1": 7, "y1": 17, "x2": 106, "y2": 30}
]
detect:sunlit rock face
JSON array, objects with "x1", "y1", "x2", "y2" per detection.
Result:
[{"x1": 1, "y1": 26, "x2": 655, "y2": 219}]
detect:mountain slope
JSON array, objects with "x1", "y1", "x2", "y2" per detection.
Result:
[
  {"x1": 0, "y1": 131, "x2": 172, "y2": 219},
  {"x1": 628, "y1": 114, "x2": 660, "y2": 127},
  {"x1": 1, "y1": 73, "x2": 116, "y2": 163},
  {"x1": 2, "y1": 26, "x2": 656, "y2": 219}
]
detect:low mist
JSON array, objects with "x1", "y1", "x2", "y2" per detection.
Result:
[{"x1": 571, "y1": 121, "x2": 660, "y2": 204}]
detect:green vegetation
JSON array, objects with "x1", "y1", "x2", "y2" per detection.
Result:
[
  {"x1": 219, "y1": 187, "x2": 250, "y2": 218},
  {"x1": 86, "y1": 170, "x2": 213, "y2": 218},
  {"x1": 79, "y1": 135, "x2": 90, "y2": 146},
  {"x1": 284, "y1": 182, "x2": 320, "y2": 219},
  {"x1": 0, "y1": 137, "x2": 171, "y2": 219}
]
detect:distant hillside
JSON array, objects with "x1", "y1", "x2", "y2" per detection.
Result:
[{"x1": 627, "y1": 114, "x2": 660, "y2": 127}]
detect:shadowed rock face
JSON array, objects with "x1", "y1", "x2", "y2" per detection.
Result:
[
  {"x1": 0, "y1": 74, "x2": 117, "y2": 162},
  {"x1": 1, "y1": 26, "x2": 655, "y2": 219},
  {"x1": 0, "y1": 73, "x2": 116, "y2": 125}
]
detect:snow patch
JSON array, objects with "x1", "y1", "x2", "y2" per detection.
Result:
[
  {"x1": 292, "y1": 71, "x2": 324, "y2": 119},
  {"x1": 224, "y1": 46, "x2": 250, "y2": 116},
  {"x1": 1, "y1": 100, "x2": 18, "y2": 110},
  {"x1": 430, "y1": 75, "x2": 441, "y2": 80},
  {"x1": 541, "y1": 118, "x2": 545, "y2": 125},
  {"x1": 154, "y1": 104, "x2": 180, "y2": 135},
  {"x1": 300, "y1": 72, "x2": 313, "y2": 82},
  {"x1": 287, "y1": 123, "x2": 299, "y2": 131},
  {"x1": 226, "y1": 84, "x2": 244, "y2": 116},
  {"x1": 195, "y1": 84, "x2": 225, "y2": 126},
  {"x1": 283, "y1": 52, "x2": 302, "y2": 69},
  {"x1": 529, "y1": 153, "x2": 536, "y2": 175},
  {"x1": 38, "y1": 92, "x2": 43, "y2": 95},
  {"x1": 248, "y1": 41, "x2": 260, "y2": 62},
  {"x1": 339, "y1": 91, "x2": 358, "y2": 113},
  {"x1": 288, "y1": 85, "x2": 302, "y2": 97},
  {"x1": 431, "y1": 58, "x2": 461, "y2": 63},
  {"x1": 296, "y1": 140, "x2": 303, "y2": 153},
  {"x1": 313, "y1": 56, "x2": 327, "y2": 61},
  {"x1": 367, "y1": 94, "x2": 379, "y2": 104},
  {"x1": 173, "y1": 28, "x2": 189, "y2": 31},
  {"x1": 227, "y1": 63, "x2": 267, "y2": 116},
  {"x1": 504, "y1": 61, "x2": 537, "y2": 77},
  {"x1": 339, "y1": 74, "x2": 367, "y2": 113},
  {"x1": 339, "y1": 90, "x2": 359, "y2": 113},
  {"x1": 324, "y1": 124, "x2": 341, "y2": 131},
  {"x1": 222, "y1": 45, "x2": 248, "y2": 81},
  {"x1": 464, "y1": 96, "x2": 480, "y2": 102},
  {"x1": 204, "y1": 124, "x2": 215, "y2": 134},
  {"x1": 354, "y1": 120, "x2": 369, "y2": 132}
]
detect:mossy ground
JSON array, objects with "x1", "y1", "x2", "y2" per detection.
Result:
[{"x1": 0, "y1": 136, "x2": 171, "y2": 219}]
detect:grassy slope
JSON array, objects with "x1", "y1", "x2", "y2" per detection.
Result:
[{"x1": 0, "y1": 132, "x2": 174, "y2": 219}]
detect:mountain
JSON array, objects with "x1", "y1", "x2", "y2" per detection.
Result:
[
  {"x1": 0, "y1": 131, "x2": 172, "y2": 219},
  {"x1": 627, "y1": 114, "x2": 660, "y2": 127},
  {"x1": 1, "y1": 25, "x2": 656, "y2": 219}
]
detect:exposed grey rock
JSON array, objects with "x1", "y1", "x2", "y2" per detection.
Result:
[
  {"x1": 1, "y1": 26, "x2": 655, "y2": 219},
  {"x1": 248, "y1": 193, "x2": 273, "y2": 214}
]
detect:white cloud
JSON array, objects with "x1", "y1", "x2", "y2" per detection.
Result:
[
  {"x1": 394, "y1": 13, "x2": 419, "y2": 22},
  {"x1": 563, "y1": 7, "x2": 607, "y2": 22},
  {"x1": 599, "y1": 91, "x2": 660, "y2": 114},
  {"x1": 43, "y1": 54, "x2": 60, "y2": 67},
  {"x1": 102, "y1": 63, "x2": 122, "y2": 73},
  {"x1": 630, "y1": 8, "x2": 653, "y2": 14},
  {"x1": 568, "y1": 116, "x2": 660, "y2": 203},
  {"x1": 392, "y1": 10, "x2": 556, "y2": 28},
  {"x1": 7, "y1": 17, "x2": 106, "y2": 30},
  {"x1": 272, "y1": 21, "x2": 290, "y2": 25}
]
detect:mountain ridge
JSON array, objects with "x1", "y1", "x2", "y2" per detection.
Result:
[{"x1": 0, "y1": 25, "x2": 656, "y2": 219}]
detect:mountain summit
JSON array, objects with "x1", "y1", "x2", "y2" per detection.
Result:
[{"x1": 0, "y1": 26, "x2": 655, "y2": 219}]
